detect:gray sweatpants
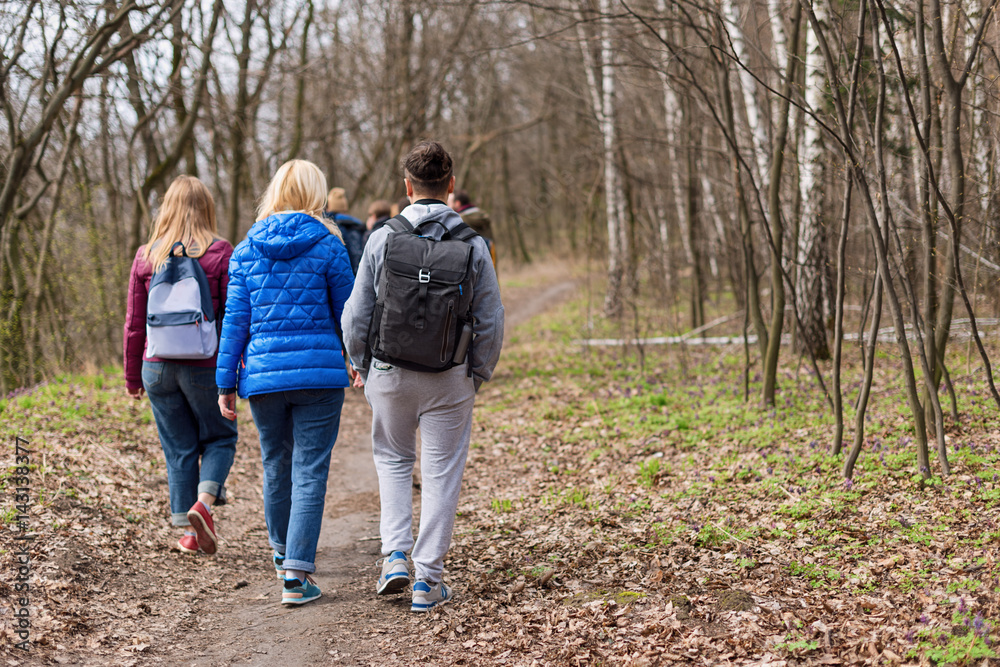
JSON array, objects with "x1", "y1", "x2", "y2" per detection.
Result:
[{"x1": 364, "y1": 362, "x2": 475, "y2": 584}]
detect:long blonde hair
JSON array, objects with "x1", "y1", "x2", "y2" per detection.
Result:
[
  {"x1": 256, "y1": 160, "x2": 343, "y2": 241},
  {"x1": 143, "y1": 176, "x2": 220, "y2": 273}
]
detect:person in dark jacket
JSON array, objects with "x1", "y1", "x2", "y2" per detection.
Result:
[
  {"x1": 217, "y1": 160, "x2": 355, "y2": 606},
  {"x1": 363, "y1": 199, "x2": 392, "y2": 246},
  {"x1": 123, "y1": 175, "x2": 237, "y2": 556},
  {"x1": 449, "y1": 190, "x2": 497, "y2": 271},
  {"x1": 323, "y1": 187, "x2": 365, "y2": 275}
]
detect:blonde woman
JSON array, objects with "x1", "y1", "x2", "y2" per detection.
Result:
[
  {"x1": 216, "y1": 159, "x2": 354, "y2": 606},
  {"x1": 123, "y1": 175, "x2": 237, "y2": 556}
]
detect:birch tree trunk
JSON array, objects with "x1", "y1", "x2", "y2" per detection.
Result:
[
  {"x1": 654, "y1": 0, "x2": 694, "y2": 272},
  {"x1": 795, "y1": 6, "x2": 831, "y2": 360},
  {"x1": 721, "y1": 0, "x2": 771, "y2": 194},
  {"x1": 578, "y1": 0, "x2": 627, "y2": 317}
]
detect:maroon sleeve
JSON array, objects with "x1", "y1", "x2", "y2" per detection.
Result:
[
  {"x1": 216, "y1": 241, "x2": 233, "y2": 318},
  {"x1": 123, "y1": 247, "x2": 150, "y2": 390}
]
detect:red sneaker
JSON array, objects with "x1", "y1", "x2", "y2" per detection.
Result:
[
  {"x1": 178, "y1": 534, "x2": 199, "y2": 554},
  {"x1": 186, "y1": 502, "x2": 218, "y2": 555}
]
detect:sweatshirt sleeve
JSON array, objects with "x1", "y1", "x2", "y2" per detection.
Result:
[
  {"x1": 215, "y1": 251, "x2": 251, "y2": 393},
  {"x1": 123, "y1": 248, "x2": 149, "y2": 390},
  {"x1": 468, "y1": 239, "x2": 505, "y2": 389}
]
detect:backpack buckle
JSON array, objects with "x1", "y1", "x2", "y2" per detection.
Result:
[{"x1": 418, "y1": 269, "x2": 431, "y2": 284}]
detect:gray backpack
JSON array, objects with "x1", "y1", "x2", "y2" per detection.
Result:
[
  {"x1": 145, "y1": 241, "x2": 218, "y2": 359},
  {"x1": 364, "y1": 215, "x2": 477, "y2": 373}
]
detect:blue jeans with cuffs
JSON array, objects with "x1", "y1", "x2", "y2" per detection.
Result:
[
  {"x1": 142, "y1": 361, "x2": 238, "y2": 526},
  {"x1": 249, "y1": 388, "x2": 344, "y2": 575}
]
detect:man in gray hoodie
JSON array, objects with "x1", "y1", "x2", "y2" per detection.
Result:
[{"x1": 342, "y1": 141, "x2": 504, "y2": 612}]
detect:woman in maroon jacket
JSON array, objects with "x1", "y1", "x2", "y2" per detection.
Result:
[{"x1": 123, "y1": 175, "x2": 237, "y2": 556}]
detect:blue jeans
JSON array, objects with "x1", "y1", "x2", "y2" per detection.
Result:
[
  {"x1": 249, "y1": 388, "x2": 344, "y2": 574},
  {"x1": 142, "y1": 361, "x2": 238, "y2": 526}
]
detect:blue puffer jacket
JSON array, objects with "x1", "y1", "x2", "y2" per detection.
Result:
[{"x1": 216, "y1": 212, "x2": 355, "y2": 397}]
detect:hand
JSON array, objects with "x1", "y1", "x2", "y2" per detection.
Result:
[
  {"x1": 127, "y1": 386, "x2": 145, "y2": 400},
  {"x1": 218, "y1": 393, "x2": 237, "y2": 421},
  {"x1": 348, "y1": 365, "x2": 364, "y2": 388}
]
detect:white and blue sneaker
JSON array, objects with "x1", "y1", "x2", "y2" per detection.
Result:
[
  {"x1": 273, "y1": 552, "x2": 285, "y2": 580},
  {"x1": 411, "y1": 580, "x2": 452, "y2": 612},
  {"x1": 376, "y1": 551, "x2": 411, "y2": 595},
  {"x1": 281, "y1": 574, "x2": 321, "y2": 606}
]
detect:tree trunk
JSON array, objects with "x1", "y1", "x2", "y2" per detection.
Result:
[
  {"x1": 683, "y1": 94, "x2": 705, "y2": 329},
  {"x1": 228, "y1": 0, "x2": 256, "y2": 245},
  {"x1": 795, "y1": 6, "x2": 831, "y2": 361},
  {"x1": 761, "y1": 1, "x2": 803, "y2": 406}
]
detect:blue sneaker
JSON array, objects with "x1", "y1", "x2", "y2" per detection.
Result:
[
  {"x1": 281, "y1": 575, "x2": 321, "y2": 606},
  {"x1": 376, "y1": 551, "x2": 411, "y2": 595},
  {"x1": 273, "y1": 552, "x2": 285, "y2": 580},
  {"x1": 411, "y1": 580, "x2": 452, "y2": 612}
]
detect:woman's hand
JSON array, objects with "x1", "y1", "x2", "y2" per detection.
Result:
[
  {"x1": 348, "y1": 365, "x2": 364, "y2": 388},
  {"x1": 127, "y1": 386, "x2": 145, "y2": 400},
  {"x1": 218, "y1": 393, "x2": 237, "y2": 421}
]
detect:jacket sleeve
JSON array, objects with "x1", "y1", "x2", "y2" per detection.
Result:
[
  {"x1": 325, "y1": 236, "x2": 355, "y2": 331},
  {"x1": 216, "y1": 252, "x2": 251, "y2": 393},
  {"x1": 123, "y1": 248, "x2": 148, "y2": 390},
  {"x1": 217, "y1": 242, "x2": 233, "y2": 322},
  {"x1": 469, "y1": 239, "x2": 505, "y2": 390},
  {"x1": 341, "y1": 228, "x2": 384, "y2": 374}
]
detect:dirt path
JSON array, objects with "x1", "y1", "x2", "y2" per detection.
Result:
[
  {"x1": 139, "y1": 263, "x2": 581, "y2": 666},
  {"x1": 164, "y1": 391, "x2": 397, "y2": 666}
]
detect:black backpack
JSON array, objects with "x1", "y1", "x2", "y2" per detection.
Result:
[{"x1": 364, "y1": 214, "x2": 477, "y2": 373}]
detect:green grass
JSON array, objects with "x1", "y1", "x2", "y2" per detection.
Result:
[
  {"x1": 637, "y1": 458, "x2": 661, "y2": 487},
  {"x1": 491, "y1": 498, "x2": 514, "y2": 513}
]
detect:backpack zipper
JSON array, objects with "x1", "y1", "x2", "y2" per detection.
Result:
[{"x1": 441, "y1": 303, "x2": 454, "y2": 363}]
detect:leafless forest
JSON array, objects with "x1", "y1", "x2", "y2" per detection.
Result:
[{"x1": 3, "y1": 0, "x2": 1000, "y2": 476}]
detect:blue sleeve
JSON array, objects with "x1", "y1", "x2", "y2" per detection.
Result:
[
  {"x1": 325, "y1": 236, "x2": 355, "y2": 331},
  {"x1": 216, "y1": 253, "x2": 251, "y2": 391}
]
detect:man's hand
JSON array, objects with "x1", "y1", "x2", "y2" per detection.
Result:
[
  {"x1": 127, "y1": 386, "x2": 144, "y2": 400},
  {"x1": 219, "y1": 393, "x2": 237, "y2": 421},
  {"x1": 349, "y1": 366, "x2": 365, "y2": 388}
]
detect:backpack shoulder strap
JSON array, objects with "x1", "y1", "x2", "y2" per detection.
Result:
[
  {"x1": 386, "y1": 214, "x2": 413, "y2": 233},
  {"x1": 448, "y1": 222, "x2": 478, "y2": 243}
]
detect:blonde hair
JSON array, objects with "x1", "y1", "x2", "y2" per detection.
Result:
[
  {"x1": 257, "y1": 160, "x2": 342, "y2": 240},
  {"x1": 143, "y1": 176, "x2": 220, "y2": 274}
]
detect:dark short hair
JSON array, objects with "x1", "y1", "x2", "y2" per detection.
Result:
[
  {"x1": 402, "y1": 141, "x2": 453, "y2": 197},
  {"x1": 368, "y1": 199, "x2": 392, "y2": 219},
  {"x1": 453, "y1": 189, "x2": 472, "y2": 207}
]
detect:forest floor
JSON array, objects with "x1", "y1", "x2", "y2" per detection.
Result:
[{"x1": 1, "y1": 259, "x2": 1000, "y2": 666}]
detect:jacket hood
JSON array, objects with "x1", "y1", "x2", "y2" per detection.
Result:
[
  {"x1": 248, "y1": 212, "x2": 331, "y2": 260},
  {"x1": 400, "y1": 201, "x2": 465, "y2": 239}
]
